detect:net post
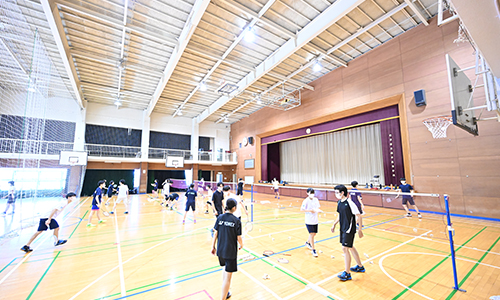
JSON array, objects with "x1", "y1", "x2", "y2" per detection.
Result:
[
  {"x1": 444, "y1": 194, "x2": 466, "y2": 293},
  {"x1": 251, "y1": 184, "x2": 254, "y2": 223}
]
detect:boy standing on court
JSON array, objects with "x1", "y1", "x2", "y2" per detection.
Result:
[
  {"x1": 223, "y1": 185, "x2": 248, "y2": 222},
  {"x1": 21, "y1": 192, "x2": 77, "y2": 252},
  {"x1": 271, "y1": 178, "x2": 280, "y2": 199},
  {"x1": 211, "y1": 198, "x2": 243, "y2": 300},
  {"x1": 395, "y1": 178, "x2": 421, "y2": 218},
  {"x1": 2, "y1": 181, "x2": 16, "y2": 215},
  {"x1": 183, "y1": 183, "x2": 197, "y2": 224},
  {"x1": 301, "y1": 188, "x2": 322, "y2": 257},
  {"x1": 212, "y1": 182, "x2": 225, "y2": 217},
  {"x1": 331, "y1": 185, "x2": 365, "y2": 281},
  {"x1": 88, "y1": 181, "x2": 105, "y2": 227},
  {"x1": 105, "y1": 180, "x2": 115, "y2": 206},
  {"x1": 111, "y1": 179, "x2": 129, "y2": 214}
]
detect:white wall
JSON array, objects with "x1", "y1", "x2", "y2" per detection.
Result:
[
  {"x1": 0, "y1": 90, "x2": 81, "y2": 123},
  {"x1": 85, "y1": 102, "x2": 143, "y2": 129}
]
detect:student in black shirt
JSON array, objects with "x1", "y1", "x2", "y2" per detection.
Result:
[
  {"x1": 212, "y1": 182, "x2": 225, "y2": 217},
  {"x1": 211, "y1": 198, "x2": 242, "y2": 300},
  {"x1": 331, "y1": 185, "x2": 365, "y2": 281},
  {"x1": 236, "y1": 178, "x2": 244, "y2": 196},
  {"x1": 183, "y1": 184, "x2": 197, "y2": 224}
]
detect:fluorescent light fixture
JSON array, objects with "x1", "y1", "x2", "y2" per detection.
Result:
[
  {"x1": 224, "y1": 116, "x2": 229, "y2": 123},
  {"x1": 199, "y1": 81, "x2": 207, "y2": 91},
  {"x1": 244, "y1": 27, "x2": 255, "y2": 42},
  {"x1": 114, "y1": 100, "x2": 122, "y2": 106},
  {"x1": 313, "y1": 61, "x2": 322, "y2": 72},
  {"x1": 257, "y1": 99, "x2": 262, "y2": 105},
  {"x1": 177, "y1": 110, "x2": 183, "y2": 116}
]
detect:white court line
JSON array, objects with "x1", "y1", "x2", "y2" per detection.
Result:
[
  {"x1": 244, "y1": 247, "x2": 345, "y2": 300},
  {"x1": 113, "y1": 212, "x2": 126, "y2": 297},
  {"x1": 370, "y1": 226, "x2": 500, "y2": 257},
  {"x1": 240, "y1": 268, "x2": 282, "y2": 300},
  {"x1": 380, "y1": 252, "x2": 500, "y2": 300},
  {"x1": 283, "y1": 230, "x2": 432, "y2": 300},
  {"x1": 0, "y1": 197, "x2": 90, "y2": 286},
  {"x1": 68, "y1": 226, "x2": 206, "y2": 300}
]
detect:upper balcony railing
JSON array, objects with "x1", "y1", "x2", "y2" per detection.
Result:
[
  {"x1": 0, "y1": 138, "x2": 73, "y2": 155},
  {"x1": 84, "y1": 143, "x2": 142, "y2": 158}
]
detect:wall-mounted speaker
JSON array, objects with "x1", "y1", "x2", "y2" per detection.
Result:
[
  {"x1": 414, "y1": 89, "x2": 426, "y2": 107},
  {"x1": 248, "y1": 136, "x2": 254, "y2": 145}
]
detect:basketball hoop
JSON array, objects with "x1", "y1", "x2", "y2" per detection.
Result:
[
  {"x1": 68, "y1": 156, "x2": 79, "y2": 166},
  {"x1": 423, "y1": 116, "x2": 452, "y2": 139},
  {"x1": 172, "y1": 161, "x2": 178, "y2": 168}
]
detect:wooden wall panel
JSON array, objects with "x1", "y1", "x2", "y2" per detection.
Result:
[
  {"x1": 87, "y1": 162, "x2": 141, "y2": 169},
  {"x1": 230, "y1": 17, "x2": 500, "y2": 218}
]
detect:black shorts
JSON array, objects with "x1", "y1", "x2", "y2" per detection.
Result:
[
  {"x1": 236, "y1": 190, "x2": 243, "y2": 196},
  {"x1": 340, "y1": 232, "x2": 355, "y2": 248},
  {"x1": 185, "y1": 201, "x2": 196, "y2": 211},
  {"x1": 7, "y1": 195, "x2": 15, "y2": 204},
  {"x1": 306, "y1": 224, "x2": 318, "y2": 233},
  {"x1": 37, "y1": 218, "x2": 59, "y2": 231},
  {"x1": 218, "y1": 257, "x2": 237, "y2": 273},
  {"x1": 402, "y1": 197, "x2": 415, "y2": 205}
]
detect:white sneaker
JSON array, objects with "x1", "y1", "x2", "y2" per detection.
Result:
[
  {"x1": 305, "y1": 242, "x2": 312, "y2": 250},
  {"x1": 312, "y1": 249, "x2": 318, "y2": 257}
]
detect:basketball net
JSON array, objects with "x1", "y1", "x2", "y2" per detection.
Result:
[{"x1": 423, "y1": 116, "x2": 452, "y2": 139}]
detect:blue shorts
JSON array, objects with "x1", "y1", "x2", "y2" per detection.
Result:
[
  {"x1": 185, "y1": 201, "x2": 196, "y2": 211},
  {"x1": 92, "y1": 205, "x2": 99, "y2": 210}
]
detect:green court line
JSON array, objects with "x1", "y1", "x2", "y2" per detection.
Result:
[
  {"x1": 445, "y1": 235, "x2": 500, "y2": 300},
  {"x1": 0, "y1": 258, "x2": 16, "y2": 275},
  {"x1": 392, "y1": 226, "x2": 487, "y2": 300},
  {"x1": 26, "y1": 251, "x2": 61, "y2": 300},
  {"x1": 96, "y1": 264, "x2": 222, "y2": 299},
  {"x1": 363, "y1": 233, "x2": 478, "y2": 261},
  {"x1": 68, "y1": 210, "x2": 88, "y2": 239}
]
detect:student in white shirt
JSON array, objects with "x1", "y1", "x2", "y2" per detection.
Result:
[
  {"x1": 301, "y1": 188, "x2": 322, "y2": 257},
  {"x1": 111, "y1": 179, "x2": 129, "y2": 215},
  {"x1": 223, "y1": 185, "x2": 248, "y2": 222},
  {"x1": 21, "y1": 192, "x2": 76, "y2": 252}
]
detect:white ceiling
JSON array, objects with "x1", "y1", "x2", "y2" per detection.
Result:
[{"x1": 1, "y1": 0, "x2": 441, "y2": 124}]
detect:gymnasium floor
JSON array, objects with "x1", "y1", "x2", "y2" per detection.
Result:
[{"x1": 0, "y1": 192, "x2": 499, "y2": 300}]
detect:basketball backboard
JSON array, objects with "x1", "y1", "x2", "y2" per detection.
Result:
[
  {"x1": 446, "y1": 54, "x2": 478, "y2": 135},
  {"x1": 166, "y1": 156, "x2": 184, "y2": 168},
  {"x1": 59, "y1": 151, "x2": 88, "y2": 166}
]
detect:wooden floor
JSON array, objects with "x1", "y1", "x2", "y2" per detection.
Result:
[{"x1": 1, "y1": 192, "x2": 499, "y2": 300}]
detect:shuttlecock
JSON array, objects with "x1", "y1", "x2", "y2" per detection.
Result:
[
  {"x1": 263, "y1": 274, "x2": 270, "y2": 280},
  {"x1": 272, "y1": 238, "x2": 275, "y2": 241},
  {"x1": 430, "y1": 234, "x2": 434, "y2": 237},
  {"x1": 318, "y1": 250, "x2": 323, "y2": 253},
  {"x1": 259, "y1": 229, "x2": 262, "y2": 232},
  {"x1": 413, "y1": 228, "x2": 417, "y2": 233},
  {"x1": 364, "y1": 253, "x2": 369, "y2": 258},
  {"x1": 288, "y1": 236, "x2": 291, "y2": 240},
  {"x1": 331, "y1": 255, "x2": 335, "y2": 259},
  {"x1": 370, "y1": 261, "x2": 374, "y2": 264}
]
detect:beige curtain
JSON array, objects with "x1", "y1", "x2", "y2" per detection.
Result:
[{"x1": 280, "y1": 123, "x2": 385, "y2": 185}]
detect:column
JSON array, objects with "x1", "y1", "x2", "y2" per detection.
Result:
[
  {"x1": 190, "y1": 118, "x2": 199, "y2": 162},
  {"x1": 73, "y1": 106, "x2": 86, "y2": 151},
  {"x1": 141, "y1": 109, "x2": 150, "y2": 160}
]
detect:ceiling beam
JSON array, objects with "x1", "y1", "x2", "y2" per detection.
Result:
[
  {"x1": 145, "y1": 0, "x2": 210, "y2": 116},
  {"x1": 40, "y1": 0, "x2": 84, "y2": 108},
  {"x1": 196, "y1": 0, "x2": 364, "y2": 123},
  {"x1": 403, "y1": 0, "x2": 429, "y2": 26},
  {"x1": 171, "y1": 0, "x2": 278, "y2": 117}
]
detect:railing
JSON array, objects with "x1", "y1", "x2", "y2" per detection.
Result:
[
  {"x1": 0, "y1": 138, "x2": 73, "y2": 155},
  {"x1": 84, "y1": 143, "x2": 142, "y2": 158},
  {"x1": 148, "y1": 148, "x2": 193, "y2": 160}
]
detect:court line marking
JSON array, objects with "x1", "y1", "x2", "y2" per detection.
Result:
[
  {"x1": 244, "y1": 246, "x2": 346, "y2": 300},
  {"x1": 283, "y1": 229, "x2": 432, "y2": 300},
  {"x1": 240, "y1": 268, "x2": 283, "y2": 299},
  {"x1": 0, "y1": 197, "x2": 90, "y2": 287},
  {"x1": 102, "y1": 215, "x2": 404, "y2": 298},
  {"x1": 68, "y1": 227, "x2": 207, "y2": 300},
  {"x1": 113, "y1": 210, "x2": 126, "y2": 297},
  {"x1": 380, "y1": 251, "x2": 500, "y2": 300},
  {"x1": 26, "y1": 251, "x2": 61, "y2": 299}
]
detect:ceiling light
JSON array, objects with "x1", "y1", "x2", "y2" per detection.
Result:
[
  {"x1": 114, "y1": 100, "x2": 122, "y2": 107},
  {"x1": 224, "y1": 116, "x2": 229, "y2": 123},
  {"x1": 313, "y1": 61, "x2": 322, "y2": 72},
  {"x1": 257, "y1": 99, "x2": 262, "y2": 105},
  {"x1": 244, "y1": 27, "x2": 255, "y2": 43},
  {"x1": 199, "y1": 81, "x2": 207, "y2": 92},
  {"x1": 177, "y1": 110, "x2": 183, "y2": 116}
]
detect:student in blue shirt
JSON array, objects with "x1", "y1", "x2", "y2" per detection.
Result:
[
  {"x1": 395, "y1": 178, "x2": 422, "y2": 218},
  {"x1": 183, "y1": 183, "x2": 197, "y2": 224},
  {"x1": 88, "y1": 181, "x2": 106, "y2": 227}
]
